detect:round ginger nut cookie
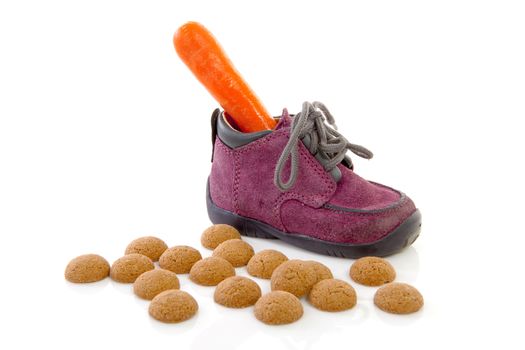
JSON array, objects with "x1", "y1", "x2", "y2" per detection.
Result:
[
  {"x1": 350, "y1": 256, "x2": 396, "y2": 286},
  {"x1": 374, "y1": 282, "x2": 424, "y2": 314},
  {"x1": 65, "y1": 254, "x2": 110, "y2": 283},
  {"x1": 201, "y1": 224, "x2": 241, "y2": 250},
  {"x1": 133, "y1": 269, "x2": 180, "y2": 300},
  {"x1": 308, "y1": 279, "x2": 357, "y2": 312},
  {"x1": 125, "y1": 236, "x2": 168, "y2": 262},
  {"x1": 254, "y1": 291, "x2": 303, "y2": 325},
  {"x1": 214, "y1": 276, "x2": 262, "y2": 308},
  {"x1": 305, "y1": 260, "x2": 333, "y2": 283},
  {"x1": 271, "y1": 260, "x2": 317, "y2": 298},
  {"x1": 189, "y1": 257, "x2": 235, "y2": 286},
  {"x1": 247, "y1": 249, "x2": 288, "y2": 279},
  {"x1": 149, "y1": 290, "x2": 198, "y2": 323},
  {"x1": 159, "y1": 246, "x2": 202, "y2": 274},
  {"x1": 212, "y1": 239, "x2": 254, "y2": 267},
  {"x1": 110, "y1": 254, "x2": 154, "y2": 283}
]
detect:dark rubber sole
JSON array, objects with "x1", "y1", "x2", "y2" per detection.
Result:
[{"x1": 206, "y1": 181, "x2": 421, "y2": 258}]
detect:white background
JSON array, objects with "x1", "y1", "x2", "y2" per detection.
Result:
[{"x1": 1, "y1": 0, "x2": 524, "y2": 349}]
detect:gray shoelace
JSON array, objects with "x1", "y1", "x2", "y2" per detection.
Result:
[{"x1": 274, "y1": 101, "x2": 373, "y2": 191}]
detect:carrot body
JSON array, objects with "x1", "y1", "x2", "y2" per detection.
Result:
[{"x1": 173, "y1": 22, "x2": 276, "y2": 132}]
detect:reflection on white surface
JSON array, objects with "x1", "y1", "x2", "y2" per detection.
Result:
[
  {"x1": 64, "y1": 278, "x2": 110, "y2": 294},
  {"x1": 387, "y1": 246, "x2": 420, "y2": 281},
  {"x1": 110, "y1": 279, "x2": 133, "y2": 295},
  {"x1": 191, "y1": 312, "x2": 257, "y2": 350},
  {"x1": 374, "y1": 305, "x2": 424, "y2": 326}
]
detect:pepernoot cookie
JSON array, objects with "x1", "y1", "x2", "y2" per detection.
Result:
[
  {"x1": 212, "y1": 239, "x2": 254, "y2": 267},
  {"x1": 271, "y1": 260, "x2": 317, "y2": 298},
  {"x1": 159, "y1": 245, "x2": 202, "y2": 274},
  {"x1": 374, "y1": 282, "x2": 424, "y2": 314},
  {"x1": 189, "y1": 257, "x2": 235, "y2": 286},
  {"x1": 305, "y1": 260, "x2": 333, "y2": 284},
  {"x1": 149, "y1": 290, "x2": 198, "y2": 323},
  {"x1": 125, "y1": 236, "x2": 168, "y2": 262},
  {"x1": 308, "y1": 279, "x2": 357, "y2": 312},
  {"x1": 254, "y1": 291, "x2": 303, "y2": 325},
  {"x1": 247, "y1": 249, "x2": 288, "y2": 279},
  {"x1": 214, "y1": 276, "x2": 262, "y2": 308},
  {"x1": 65, "y1": 254, "x2": 110, "y2": 283},
  {"x1": 110, "y1": 254, "x2": 155, "y2": 283},
  {"x1": 350, "y1": 256, "x2": 396, "y2": 286},
  {"x1": 133, "y1": 269, "x2": 180, "y2": 300},
  {"x1": 201, "y1": 224, "x2": 241, "y2": 250}
]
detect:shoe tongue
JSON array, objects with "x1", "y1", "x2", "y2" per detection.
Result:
[{"x1": 275, "y1": 108, "x2": 292, "y2": 130}]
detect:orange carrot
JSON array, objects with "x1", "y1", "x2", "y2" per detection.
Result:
[{"x1": 173, "y1": 21, "x2": 276, "y2": 132}]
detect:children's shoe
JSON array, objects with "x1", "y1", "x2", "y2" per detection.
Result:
[{"x1": 206, "y1": 101, "x2": 421, "y2": 258}]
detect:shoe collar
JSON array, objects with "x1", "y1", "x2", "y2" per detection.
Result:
[{"x1": 214, "y1": 109, "x2": 285, "y2": 149}]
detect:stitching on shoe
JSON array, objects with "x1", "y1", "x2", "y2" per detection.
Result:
[
  {"x1": 215, "y1": 137, "x2": 234, "y2": 155},
  {"x1": 323, "y1": 195, "x2": 412, "y2": 216},
  {"x1": 233, "y1": 151, "x2": 240, "y2": 214},
  {"x1": 273, "y1": 144, "x2": 336, "y2": 229},
  {"x1": 323, "y1": 192, "x2": 407, "y2": 214},
  {"x1": 213, "y1": 140, "x2": 236, "y2": 211},
  {"x1": 217, "y1": 138, "x2": 240, "y2": 214}
]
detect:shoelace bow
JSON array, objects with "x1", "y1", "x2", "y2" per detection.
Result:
[{"x1": 274, "y1": 101, "x2": 373, "y2": 191}]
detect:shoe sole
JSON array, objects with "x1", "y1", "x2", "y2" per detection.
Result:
[{"x1": 206, "y1": 181, "x2": 421, "y2": 258}]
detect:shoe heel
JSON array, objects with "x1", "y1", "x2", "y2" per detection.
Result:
[{"x1": 206, "y1": 179, "x2": 276, "y2": 239}]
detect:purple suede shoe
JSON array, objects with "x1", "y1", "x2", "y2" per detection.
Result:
[{"x1": 207, "y1": 101, "x2": 421, "y2": 258}]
